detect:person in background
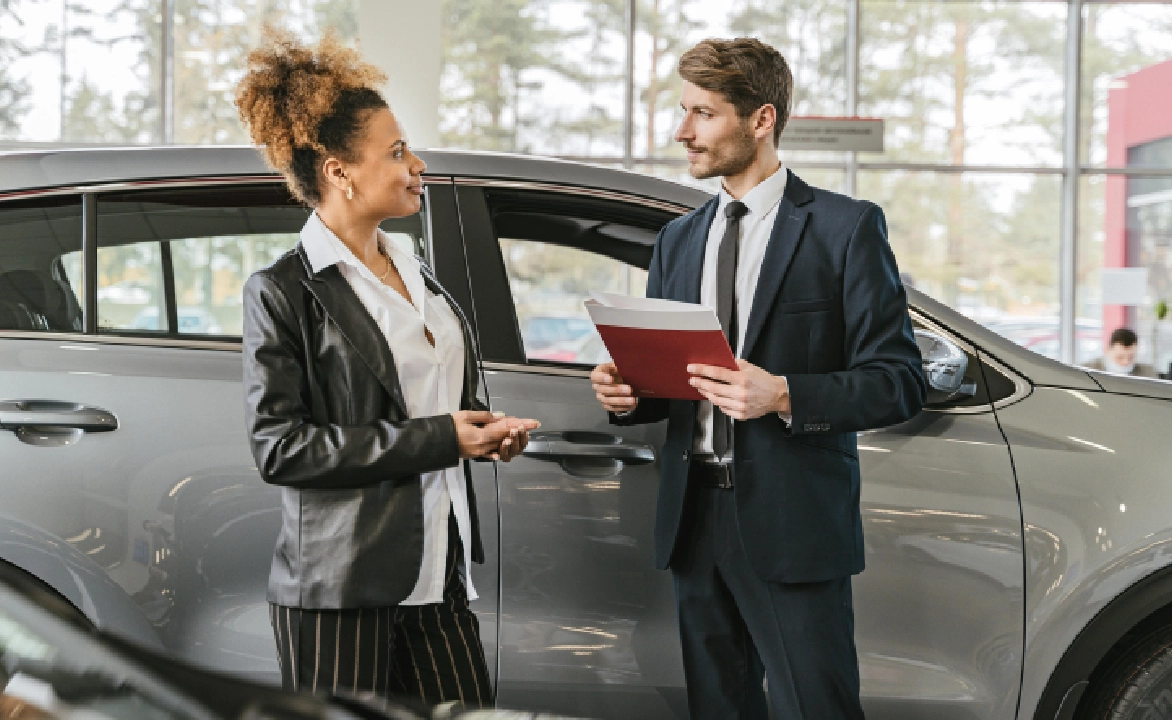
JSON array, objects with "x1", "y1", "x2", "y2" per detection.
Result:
[{"x1": 1085, "y1": 327, "x2": 1159, "y2": 378}]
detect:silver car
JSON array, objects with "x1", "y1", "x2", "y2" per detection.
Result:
[{"x1": 0, "y1": 146, "x2": 1170, "y2": 720}]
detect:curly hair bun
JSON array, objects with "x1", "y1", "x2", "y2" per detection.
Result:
[{"x1": 234, "y1": 26, "x2": 387, "y2": 177}]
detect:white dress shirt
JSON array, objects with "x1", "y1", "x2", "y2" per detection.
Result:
[
  {"x1": 300, "y1": 212, "x2": 477, "y2": 605},
  {"x1": 694, "y1": 164, "x2": 789, "y2": 455}
]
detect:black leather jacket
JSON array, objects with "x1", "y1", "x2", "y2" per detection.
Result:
[{"x1": 243, "y1": 243, "x2": 487, "y2": 609}]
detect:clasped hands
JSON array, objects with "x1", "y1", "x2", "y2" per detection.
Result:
[
  {"x1": 591, "y1": 360, "x2": 790, "y2": 420},
  {"x1": 453, "y1": 410, "x2": 540, "y2": 462}
]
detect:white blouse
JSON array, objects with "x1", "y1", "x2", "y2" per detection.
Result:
[{"x1": 299, "y1": 212, "x2": 477, "y2": 605}]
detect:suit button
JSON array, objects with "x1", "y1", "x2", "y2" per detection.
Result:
[{"x1": 682, "y1": 450, "x2": 690, "y2": 462}]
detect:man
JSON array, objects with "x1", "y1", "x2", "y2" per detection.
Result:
[
  {"x1": 591, "y1": 38, "x2": 925, "y2": 719},
  {"x1": 1084, "y1": 327, "x2": 1159, "y2": 377}
]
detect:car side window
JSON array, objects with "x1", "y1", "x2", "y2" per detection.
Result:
[
  {"x1": 94, "y1": 183, "x2": 431, "y2": 338},
  {"x1": 501, "y1": 239, "x2": 647, "y2": 364},
  {"x1": 0, "y1": 196, "x2": 84, "y2": 334},
  {"x1": 484, "y1": 188, "x2": 674, "y2": 366}
]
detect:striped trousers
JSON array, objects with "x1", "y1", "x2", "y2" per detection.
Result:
[{"x1": 269, "y1": 513, "x2": 493, "y2": 708}]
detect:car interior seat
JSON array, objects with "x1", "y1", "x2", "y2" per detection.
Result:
[{"x1": 0, "y1": 270, "x2": 82, "y2": 332}]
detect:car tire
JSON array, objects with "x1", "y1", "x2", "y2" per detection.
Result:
[{"x1": 1078, "y1": 623, "x2": 1172, "y2": 719}]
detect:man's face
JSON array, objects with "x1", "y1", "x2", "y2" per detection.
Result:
[
  {"x1": 1107, "y1": 341, "x2": 1138, "y2": 369},
  {"x1": 674, "y1": 81, "x2": 758, "y2": 180}
]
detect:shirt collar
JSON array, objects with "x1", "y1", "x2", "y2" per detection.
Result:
[
  {"x1": 300, "y1": 211, "x2": 420, "y2": 281},
  {"x1": 716, "y1": 163, "x2": 788, "y2": 221}
]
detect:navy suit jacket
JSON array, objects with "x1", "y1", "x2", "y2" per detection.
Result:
[{"x1": 613, "y1": 170, "x2": 925, "y2": 583}]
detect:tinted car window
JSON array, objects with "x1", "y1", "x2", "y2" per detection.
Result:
[
  {"x1": 96, "y1": 185, "x2": 309, "y2": 337},
  {"x1": 501, "y1": 238, "x2": 648, "y2": 364},
  {"x1": 95, "y1": 184, "x2": 431, "y2": 338},
  {"x1": 0, "y1": 196, "x2": 83, "y2": 333},
  {"x1": 483, "y1": 188, "x2": 672, "y2": 366}
]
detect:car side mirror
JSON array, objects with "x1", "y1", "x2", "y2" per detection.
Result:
[{"x1": 915, "y1": 329, "x2": 977, "y2": 405}]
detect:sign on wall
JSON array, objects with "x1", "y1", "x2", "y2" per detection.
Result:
[
  {"x1": 1101, "y1": 267, "x2": 1150, "y2": 306},
  {"x1": 779, "y1": 117, "x2": 885, "y2": 152}
]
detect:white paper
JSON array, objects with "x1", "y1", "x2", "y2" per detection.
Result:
[{"x1": 585, "y1": 292, "x2": 722, "y2": 331}]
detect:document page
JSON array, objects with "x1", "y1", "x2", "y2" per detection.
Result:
[{"x1": 585, "y1": 292, "x2": 736, "y2": 401}]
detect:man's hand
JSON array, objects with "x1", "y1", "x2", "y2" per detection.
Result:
[
  {"x1": 688, "y1": 359, "x2": 790, "y2": 421},
  {"x1": 591, "y1": 362, "x2": 638, "y2": 413}
]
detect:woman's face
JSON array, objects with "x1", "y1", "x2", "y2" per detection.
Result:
[{"x1": 337, "y1": 107, "x2": 427, "y2": 219}]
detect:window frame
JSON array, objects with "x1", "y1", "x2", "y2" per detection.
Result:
[{"x1": 0, "y1": 175, "x2": 455, "y2": 351}]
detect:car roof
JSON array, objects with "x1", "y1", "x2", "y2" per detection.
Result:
[{"x1": 0, "y1": 145, "x2": 711, "y2": 208}]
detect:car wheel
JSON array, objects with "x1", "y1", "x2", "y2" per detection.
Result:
[{"x1": 1078, "y1": 623, "x2": 1172, "y2": 719}]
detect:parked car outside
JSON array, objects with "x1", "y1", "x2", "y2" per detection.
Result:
[
  {"x1": 130, "y1": 307, "x2": 224, "y2": 335},
  {"x1": 521, "y1": 316, "x2": 594, "y2": 354},
  {"x1": 3, "y1": 147, "x2": 1172, "y2": 720}
]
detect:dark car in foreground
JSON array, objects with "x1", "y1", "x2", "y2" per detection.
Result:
[
  {"x1": 0, "y1": 560, "x2": 555, "y2": 720},
  {"x1": 2, "y1": 147, "x2": 1172, "y2": 720}
]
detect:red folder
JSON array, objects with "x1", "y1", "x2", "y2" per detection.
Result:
[{"x1": 585, "y1": 293, "x2": 737, "y2": 401}]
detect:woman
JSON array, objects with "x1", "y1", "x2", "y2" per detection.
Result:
[{"x1": 235, "y1": 30, "x2": 537, "y2": 707}]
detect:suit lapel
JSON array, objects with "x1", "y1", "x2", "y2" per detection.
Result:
[
  {"x1": 296, "y1": 244, "x2": 409, "y2": 416},
  {"x1": 740, "y1": 170, "x2": 814, "y2": 359},
  {"x1": 682, "y1": 197, "x2": 719, "y2": 304}
]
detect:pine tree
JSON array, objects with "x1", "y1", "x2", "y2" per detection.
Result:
[{"x1": 0, "y1": 0, "x2": 36, "y2": 138}]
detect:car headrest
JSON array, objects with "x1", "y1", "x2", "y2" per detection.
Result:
[
  {"x1": 0, "y1": 270, "x2": 81, "y2": 332},
  {"x1": 0, "y1": 299, "x2": 50, "y2": 331}
]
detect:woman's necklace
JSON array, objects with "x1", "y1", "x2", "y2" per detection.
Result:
[{"x1": 377, "y1": 243, "x2": 393, "y2": 283}]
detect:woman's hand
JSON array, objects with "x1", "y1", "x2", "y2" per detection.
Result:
[
  {"x1": 452, "y1": 411, "x2": 540, "y2": 461},
  {"x1": 488, "y1": 415, "x2": 540, "y2": 462},
  {"x1": 453, "y1": 411, "x2": 510, "y2": 459}
]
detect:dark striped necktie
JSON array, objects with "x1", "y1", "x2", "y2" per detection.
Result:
[{"x1": 713, "y1": 200, "x2": 748, "y2": 460}]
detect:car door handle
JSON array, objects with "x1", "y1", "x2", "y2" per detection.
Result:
[
  {"x1": 0, "y1": 400, "x2": 118, "y2": 432},
  {"x1": 523, "y1": 431, "x2": 655, "y2": 465}
]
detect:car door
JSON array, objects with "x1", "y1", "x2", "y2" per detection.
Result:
[
  {"x1": 454, "y1": 176, "x2": 1028, "y2": 719},
  {"x1": 454, "y1": 181, "x2": 687, "y2": 718},
  {"x1": 0, "y1": 178, "x2": 504, "y2": 686},
  {"x1": 853, "y1": 311, "x2": 1027, "y2": 720}
]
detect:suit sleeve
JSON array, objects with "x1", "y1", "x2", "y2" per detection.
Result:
[
  {"x1": 242, "y1": 272, "x2": 461, "y2": 490},
  {"x1": 609, "y1": 225, "x2": 671, "y2": 427},
  {"x1": 783, "y1": 205, "x2": 926, "y2": 435}
]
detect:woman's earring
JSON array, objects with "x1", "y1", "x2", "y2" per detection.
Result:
[{"x1": 346, "y1": 182, "x2": 354, "y2": 201}]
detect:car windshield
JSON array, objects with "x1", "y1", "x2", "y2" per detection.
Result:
[{"x1": 0, "y1": 586, "x2": 214, "y2": 720}]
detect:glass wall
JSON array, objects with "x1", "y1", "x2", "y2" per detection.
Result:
[
  {"x1": 859, "y1": 171, "x2": 1063, "y2": 331},
  {"x1": 859, "y1": 1, "x2": 1066, "y2": 168},
  {"x1": 0, "y1": 0, "x2": 356, "y2": 146},
  {"x1": 5, "y1": 0, "x2": 1172, "y2": 365},
  {"x1": 1072, "y1": 4, "x2": 1172, "y2": 371},
  {"x1": 0, "y1": 0, "x2": 163, "y2": 144},
  {"x1": 430, "y1": 0, "x2": 1172, "y2": 365}
]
